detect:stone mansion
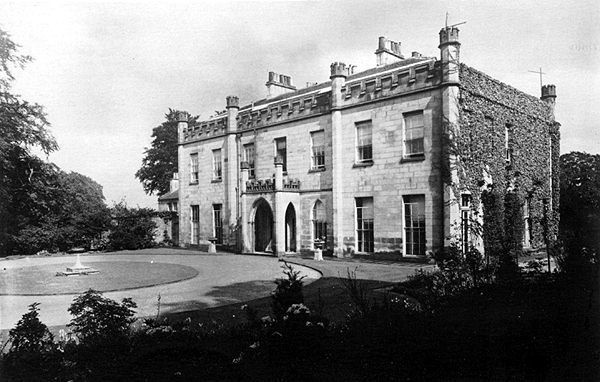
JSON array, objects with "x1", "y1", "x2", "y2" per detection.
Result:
[{"x1": 167, "y1": 26, "x2": 560, "y2": 258}]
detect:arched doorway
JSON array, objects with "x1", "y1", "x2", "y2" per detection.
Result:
[
  {"x1": 285, "y1": 203, "x2": 296, "y2": 252},
  {"x1": 254, "y1": 200, "x2": 273, "y2": 252}
]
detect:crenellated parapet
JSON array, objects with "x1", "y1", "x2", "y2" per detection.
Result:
[
  {"x1": 237, "y1": 91, "x2": 331, "y2": 131},
  {"x1": 439, "y1": 26, "x2": 460, "y2": 47},
  {"x1": 339, "y1": 59, "x2": 439, "y2": 106},
  {"x1": 182, "y1": 115, "x2": 228, "y2": 142}
]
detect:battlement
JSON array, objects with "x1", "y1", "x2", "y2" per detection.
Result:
[
  {"x1": 439, "y1": 26, "x2": 460, "y2": 47},
  {"x1": 330, "y1": 62, "x2": 348, "y2": 78},
  {"x1": 182, "y1": 115, "x2": 227, "y2": 142},
  {"x1": 226, "y1": 95, "x2": 239, "y2": 108},
  {"x1": 541, "y1": 84, "x2": 556, "y2": 99},
  {"x1": 176, "y1": 111, "x2": 188, "y2": 122}
]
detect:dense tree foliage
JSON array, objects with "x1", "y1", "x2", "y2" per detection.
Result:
[
  {"x1": 0, "y1": 28, "x2": 57, "y2": 256},
  {"x1": 107, "y1": 202, "x2": 158, "y2": 250},
  {"x1": 135, "y1": 109, "x2": 196, "y2": 196},
  {"x1": 560, "y1": 151, "x2": 600, "y2": 252},
  {"x1": 0, "y1": 27, "x2": 111, "y2": 256}
]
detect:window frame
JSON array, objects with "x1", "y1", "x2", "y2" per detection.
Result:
[
  {"x1": 191, "y1": 205, "x2": 200, "y2": 245},
  {"x1": 190, "y1": 153, "x2": 199, "y2": 184},
  {"x1": 274, "y1": 137, "x2": 287, "y2": 173},
  {"x1": 312, "y1": 200, "x2": 327, "y2": 249},
  {"x1": 212, "y1": 149, "x2": 222, "y2": 181},
  {"x1": 243, "y1": 143, "x2": 256, "y2": 179},
  {"x1": 403, "y1": 111, "x2": 425, "y2": 158},
  {"x1": 523, "y1": 196, "x2": 532, "y2": 248},
  {"x1": 355, "y1": 120, "x2": 373, "y2": 164},
  {"x1": 460, "y1": 193, "x2": 472, "y2": 253},
  {"x1": 403, "y1": 195, "x2": 426, "y2": 256},
  {"x1": 310, "y1": 130, "x2": 326, "y2": 171},
  {"x1": 355, "y1": 197, "x2": 374, "y2": 253}
]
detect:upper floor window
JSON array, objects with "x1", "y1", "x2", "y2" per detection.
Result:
[
  {"x1": 404, "y1": 112, "x2": 424, "y2": 157},
  {"x1": 190, "y1": 153, "x2": 199, "y2": 183},
  {"x1": 212, "y1": 149, "x2": 222, "y2": 180},
  {"x1": 356, "y1": 120, "x2": 373, "y2": 163},
  {"x1": 311, "y1": 130, "x2": 325, "y2": 170},
  {"x1": 275, "y1": 137, "x2": 287, "y2": 172},
  {"x1": 243, "y1": 143, "x2": 256, "y2": 178}
]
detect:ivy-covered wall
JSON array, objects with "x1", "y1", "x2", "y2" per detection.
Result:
[{"x1": 450, "y1": 64, "x2": 560, "y2": 250}]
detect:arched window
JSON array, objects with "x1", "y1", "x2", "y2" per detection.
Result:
[{"x1": 312, "y1": 201, "x2": 327, "y2": 248}]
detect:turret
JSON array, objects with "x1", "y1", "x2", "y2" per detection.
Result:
[
  {"x1": 330, "y1": 62, "x2": 347, "y2": 109},
  {"x1": 541, "y1": 84, "x2": 557, "y2": 116},
  {"x1": 439, "y1": 26, "x2": 460, "y2": 84}
]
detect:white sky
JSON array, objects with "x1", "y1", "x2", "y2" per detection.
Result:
[{"x1": 2, "y1": 0, "x2": 599, "y2": 208}]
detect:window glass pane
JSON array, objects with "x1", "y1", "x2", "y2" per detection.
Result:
[
  {"x1": 213, "y1": 204, "x2": 223, "y2": 244},
  {"x1": 404, "y1": 112, "x2": 424, "y2": 156},
  {"x1": 275, "y1": 138, "x2": 287, "y2": 172},
  {"x1": 404, "y1": 195, "x2": 426, "y2": 256},
  {"x1": 212, "y1": 149, "x2": 222, "y2": 179},
  {"x1": 190, "y1": 154, "x2": 199, "y2": 182},
  {"x1": 356, "y1": 121, "x2": 373, "y2": 162},
  {"x1": 356, "y1": 197, "x2": 374, "y2": 252},
  {"x1": 244, "y1": 143, "x2": 255, "y2": 178},
  {"x1": 311, "y1": 131, "x2": 325, "y2": 169}
]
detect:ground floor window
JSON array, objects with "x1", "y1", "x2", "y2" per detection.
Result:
[
  {"x1": 191, "y1": 205, "x2": 200, "y2": 245},
  {"x1": 312, "y1": 200, "x2": 327, "y2": 248},
  {"x1": 404, "y1": 195, "x2": 425, "y2": 256},
  {"x1": 213, "y1": 204, "x2": 223, "y2": 244},
  {"x1": 523, "y1": 197, "x2": 531, "y2": 247},
  {"x1": 460, "y1": 193, "x2": 472, "y2": 253},
  {"x1": 356, "y1": 197, "x2": 374, "y2": 253}
]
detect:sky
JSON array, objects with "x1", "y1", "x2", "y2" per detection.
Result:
[{"x1": 1, "y1": 0, "x2": 599, "y2": 208}]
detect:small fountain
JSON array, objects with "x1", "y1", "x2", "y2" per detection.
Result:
[{"x1": 56, "y1": 254, "x2": 99, "y2": 276}]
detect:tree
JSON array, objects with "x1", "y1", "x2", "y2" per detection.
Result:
[
  {"x1": 0, "y1": 27, "x2": 58, "y2": 256},
  {"x1": 135, "y1": 109, "x2": 196, "y2": 196},
  {"x1": 68, "y1": 289, "x2": 137, "y2": 343},
  {"x1": 107, "y1": 201, "x2": 158, "y2": 250},
  {"x1": 3, "y1": 303, "x2": 61, "y2": 380},
  {"x1": 560, "y1": 151, "x2": 600, "y2": 252},
  {"x1": 52, "y1": 171, "x2": 111, "y2": 250}
]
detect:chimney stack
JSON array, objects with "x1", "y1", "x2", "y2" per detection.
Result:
[
  {"x1": 266, "y1": 71, "x2": 296, "y2": 99},
  {"x1": 375, "y1": 37, "x2": 404, "y2": 67}
]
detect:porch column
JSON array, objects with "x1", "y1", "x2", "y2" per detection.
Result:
[
  {"x1": 273, "y1": 158, "x2": 285, "y2": 257},
  {"x1": 240, "y1": 162, "x2": 251, "y2": 253}
]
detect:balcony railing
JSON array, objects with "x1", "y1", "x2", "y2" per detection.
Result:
[{"x1": 245, "y1": 177, "x2": 301, "y2": 193}]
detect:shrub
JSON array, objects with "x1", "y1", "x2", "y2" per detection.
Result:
[
  {"x1": 3, "y1": 303, "x2": 61, "y2": 381},
  {"x1": 271, "y1": 260, "x2": 305, "y2": 321},
  {"x1": 67, "y1": 289, "x2": 137, "y2": 344}
]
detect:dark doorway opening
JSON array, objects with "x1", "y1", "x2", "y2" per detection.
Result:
[
  {"x1": 285, "y1": 203, "x2": 296, "y2": 252},
  {"x1": 254, "y1": 200, "x2": 273, "y2": 252}
]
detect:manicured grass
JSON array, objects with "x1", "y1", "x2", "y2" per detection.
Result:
[{"x1": 0, "y1": 261, "x2": 198, "y2": 295}]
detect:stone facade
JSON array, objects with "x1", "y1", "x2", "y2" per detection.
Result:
[{"x1": 174, "y1": 28, "x2": 559, "y2": 258}]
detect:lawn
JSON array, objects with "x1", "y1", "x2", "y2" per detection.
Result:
[{"x1": 0, "y1": 261, "x2": 199, "y2": 295}]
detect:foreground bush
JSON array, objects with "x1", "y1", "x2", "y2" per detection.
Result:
[{"x1": 2, "y1": 252, "x2": 597, "y2": 381}]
